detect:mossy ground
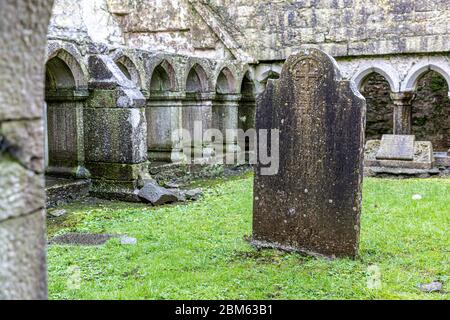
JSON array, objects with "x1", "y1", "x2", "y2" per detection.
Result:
[{"x1": 47, "y1": 175, "x2": 449, "y2": 300}]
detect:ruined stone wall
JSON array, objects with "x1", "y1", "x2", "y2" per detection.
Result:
[
  {"x1": 413, "y1": 71, "x2": 450, "y2": 151},
  {"x1": 0, "y1": 0, "x2": 53, "y2": 299},
  {"x1": 49, "y1": 0, "x2": 125, "y2": 45},
  {"x1": 361, "y1": 73, "x2": 394, "y2": 140},
  {"x1": 99, "y1": 0, "x2": 450, "y2": 62},
  {"x1": 206, "y1": 0, "x2": 450, "y2": 61},
  {"x1": 361, "y1": 71, "x2": 450, "y2": 150}
]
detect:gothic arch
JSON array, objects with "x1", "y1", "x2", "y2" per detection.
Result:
[
  {"x1": 215, "y1": 67, "x2": 237, "y2": 94},
  {"x1": 403, "y1": 62, "x2": 450, "y2": 96},
  {"x1": 352, "y1": 63, "x2": 400, "y2": 93},
  {"x1": 185, "y1": 63, "x2": 209, "y2": 92},
  {"x1": 150, "y1": 59, "x2": 177, "y2": 91},
  {"x1": 46, "y1": 46, "x2": 88, "y2": 90},
  {"x1": 115, "y1": 55, "x2": 143, "y2": 89}
]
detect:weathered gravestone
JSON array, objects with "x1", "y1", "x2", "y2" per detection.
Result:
[
  {"x1": 252, "y1": 49, "x2": 366, "y2": 259},
  {"x1": 376, "y1": 135, "x2": 415, "y2": 161}
]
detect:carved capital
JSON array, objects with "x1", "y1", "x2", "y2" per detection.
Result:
[{"x1": 390, "y1": 91, "x2": 416, "y2": 105}]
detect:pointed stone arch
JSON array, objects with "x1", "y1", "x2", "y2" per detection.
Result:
[
  {"x1": 403, "y1": 62, "x2": 450, "y2": 97},
  {"x1": 46, "y1": 47, "x2": 88, "y2": 90},
  {"x1": 115, "y1": 55, "x2": 143, "y2": 89},
  {"x1": 215, "y1": 67, "x2": 237, "y2": 94},
  {"x1": 150, "y1": 59, "x2": 177, "y2": 92},
  {"x1": 352, "y1": 62, "x2": 400, "y2": 93},
  {"x1": 186, "y1": 63, "x2": 209, "y2": 92}
]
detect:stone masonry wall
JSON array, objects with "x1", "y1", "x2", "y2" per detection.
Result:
[
  {"x1": 413, "y1": 71, "x2": 450, "y2": 151},
  {"x1": 206, "y1": 0, "x2": 450, "y2": 61},
  {"x1": 100, "y1": 0, "x2": 450, "y2": 61},
  {"x1": 361, "y1": 73, "x2": 394, "y2": 141},
  {"x1": 0, "y1": 0, "x2": 53, "y2": 299}
]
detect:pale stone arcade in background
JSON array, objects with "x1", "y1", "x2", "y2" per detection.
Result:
[{"x1": 1, "y1": 0, "x2": 449, "y2": 299}]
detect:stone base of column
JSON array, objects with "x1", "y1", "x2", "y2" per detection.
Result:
[
  {"x1": 46, "y1": 165, "x2": 90, "y2": 179},
  {"x1": 90, "y1": 179, "x2": 141, "y2": 202},
  {"x1": 148, "y1": 149, "x2": 186, "y2": 163},
  {"x1": 86, "y1": 161, "x2": 150, "y2": 202}
]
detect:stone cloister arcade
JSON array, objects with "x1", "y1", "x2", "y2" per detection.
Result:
[
  {"x1": 254, "y1": 55, "x2": 450, "y2": 154},
  {"x1": 45, "y1": 40, "x2": 450, "y2": 204},
  {"x1": 44, "y1": 40, "x2": 256, "y2": 203}
]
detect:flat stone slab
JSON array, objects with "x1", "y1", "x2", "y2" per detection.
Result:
[
  {"x1": 49, "y1": 233, "x2": 117, "y2": 246},
  {"x1": 49, "y1": 233, "x2": 138, "y2": 246},
  {"x1": 365, "y1": 140, "x2": 433, "y2": 169},
  {"x1": 376, "y1": 135, "x2": 415, "y2": 161}
]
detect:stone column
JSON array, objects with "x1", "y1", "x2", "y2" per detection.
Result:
[
  {"x1": 146, "y1": 91, "x2": 185, "y2": 163},
  {"x1": 85, "y1": 55, "x2": 150, "y2": 201},
  {"x1": 238, "y1": 91, "x2": 257, "y2": 156},
  {"x1": 0, "y1": 0, "x2": 54, "y2": 300},
  {"x1": 390, "y1": 91, "x2": 416, "y2": 135},
  {"x1": 212, "y1": 93, "x2": 241, "y2": 156},
  {"x1": 182, "y1": 92, "x2": 215, "y2": 163},
  {"x1": 45, "y1": 89, "x2": 90, "y2": 178}
]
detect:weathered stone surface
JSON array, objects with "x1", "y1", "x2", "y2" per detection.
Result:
[
  {"x1": 365, "y1": 139, "x2": 434, "y2": 170},
  {"x1": 0, "y1": 0, "x2": 53, "y2": 299},
  {"x1": 46, "y1": 101, "x2": 83, "y2": 171},
  {"x1": 0, "y1": 157, "x2": 45, "y2": 222},
  {"x1": 0, "y1": 210, "x2": 47, "y2": 300},
  {"x1": 86, "y1": 162, "x2": 148, "y2": 181},
  {"x1": 138, "y1": 181, "x2": 179, "y2": 206},
  {"x1": 45, "y1": 177, "x2": 91, "y2": 208},
  {"x1": 84, "y1": 108, "x2": 147, "y2": 164},
  {"x1": 376, "y1": 135, "x2": 415, "y2": 161},
  {"x1": 146, "y1": 93, "x2": 185, "y2": 163},
  {"x1": 49, "y1": 233, "x2": 116, "y2": 246},
  {"x1": 419, "y1": 281, "x2": 443, "y2": 293},
  {"x1": 90, "y1": 179, "x2": 141, "y2": 202},
  {"x1": 183, "y1": 188, "x2": 203, "y2": 201},
  {"x1": 0, "y1": 120, "x2": 44, "y2": 173},
  {"x1": 97, "y1": 1, "x2": 450, "y2": 61},
  {"x1": 252, "y1": 49, "x2": 366, "y2": 259}
]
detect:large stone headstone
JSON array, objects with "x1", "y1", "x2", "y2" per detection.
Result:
[{"x1": 252, "y1": 49, "x2": 366, "y2": 259}]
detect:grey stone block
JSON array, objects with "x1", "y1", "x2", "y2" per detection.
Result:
[
  {"x1": 84, "y1": 108, "x2": 147, "y2": 164},
  {"x1": 0, "y1": 159, "x2": 44, "y2": 222},
  {"x1": 0, "y1": 211, "x2": 47, "y2": 300}
]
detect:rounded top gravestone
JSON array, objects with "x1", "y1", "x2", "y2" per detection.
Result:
[{"x1": 252, "y1": 48, "x2": 366, "y2": 259}]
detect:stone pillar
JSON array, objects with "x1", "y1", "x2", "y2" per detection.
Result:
[
  {"x1": 146, "y1": 91, "x2": 185, "y2": 163},
  {"x1": 85, "y1": 55, "x2": 149, "y2": 201},
  {"x1": 212, "y1": 93, "x2": 241, "y2": 156},
  {"x1": 390, "y1": 91, "x2": 416, "y2": 135},
  {"x1": 45, "y1": 89, "x2": 90, "y2": 178},
  {"x1": 182, "y1": 92, "x2": 215, "y2": 162},
  {"x1": 238, "y1": 91, "x2": 257, "y2": 156},
  {"x1": 0, "y1": 0, "x2": 54, "y2": 300}
]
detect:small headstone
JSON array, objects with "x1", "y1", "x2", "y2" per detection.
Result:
[
  {"x1": 138, "y1": 181, "x2": 180, "y2": 206},
  {"x1": 376, "y1": 135, "x2": 415, "y2": 161},
  {"x1": 252, "y1": 49, "x2": 366, "y2": 258}
]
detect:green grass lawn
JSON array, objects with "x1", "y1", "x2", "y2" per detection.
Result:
[{"x1": 47, "y1": 175, "x2": 450, "y2": 300}]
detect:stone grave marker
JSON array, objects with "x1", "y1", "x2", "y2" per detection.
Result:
[
  {"x1": 376, "y1": 134, "x2": 415, "y2": 161},
  {"x1": 252, "y1": 48, "x2": 366, "y2": 259}
]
